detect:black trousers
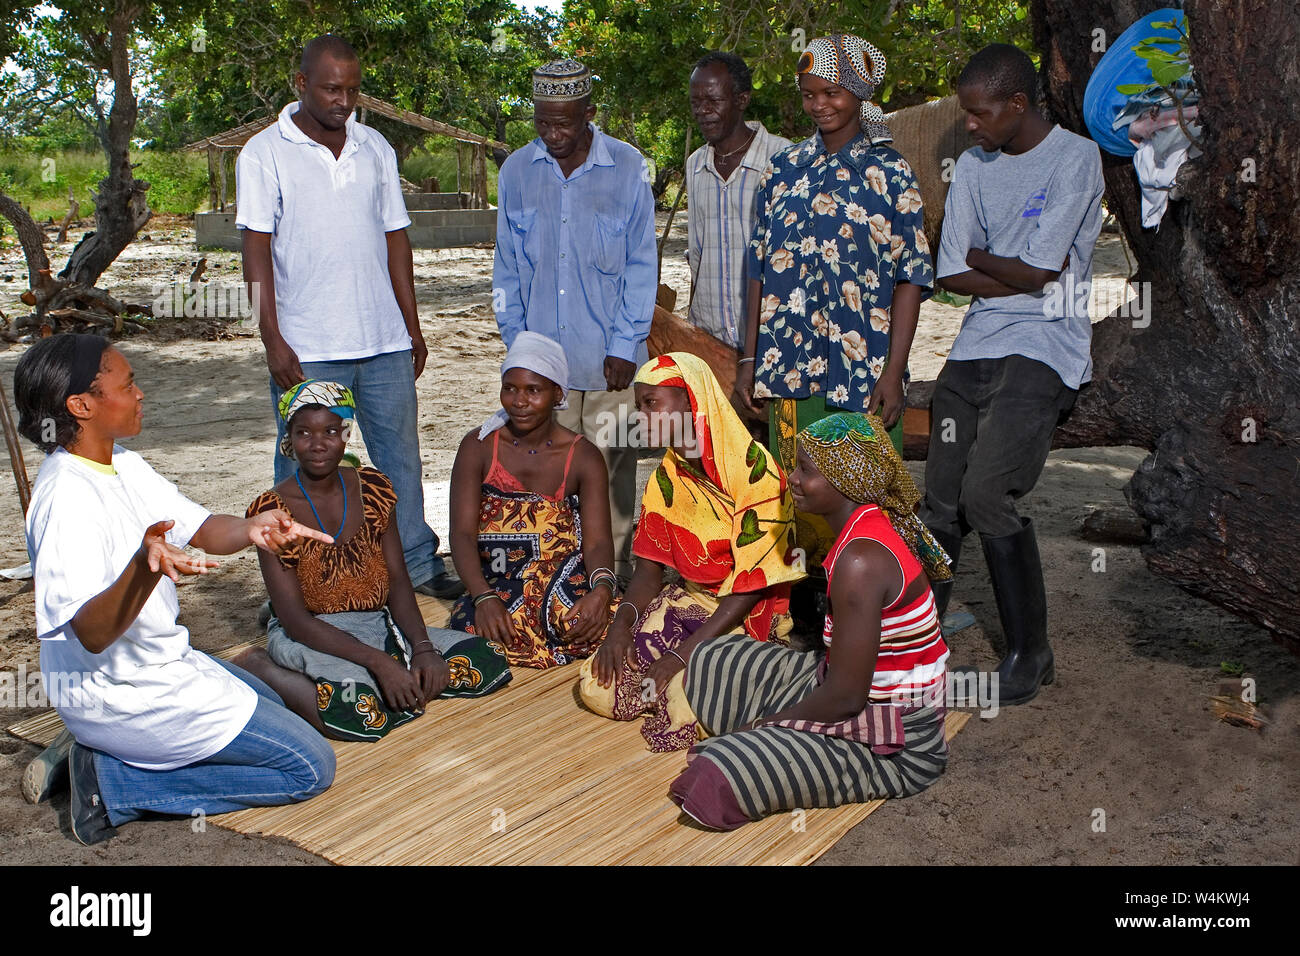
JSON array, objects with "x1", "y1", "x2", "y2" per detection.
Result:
[{"x1": 919, "y1": 355, "x2": 1077, "y2": 540}]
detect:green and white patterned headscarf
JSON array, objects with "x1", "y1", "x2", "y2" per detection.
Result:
[
  {"x1": 277, "y1": 379, "x2": 357, "y2": 459},
  {"x1": 798, "y1": 412, "x2": 951, "y2": 581}
]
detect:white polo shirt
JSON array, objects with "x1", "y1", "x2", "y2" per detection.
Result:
[{"x1": 236, "y1": 102, "x2": 414, "y2": 362}]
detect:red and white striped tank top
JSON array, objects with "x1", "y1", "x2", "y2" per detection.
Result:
[{"x1": 823, "y1": 504, "x2": 949, "y2": 703}]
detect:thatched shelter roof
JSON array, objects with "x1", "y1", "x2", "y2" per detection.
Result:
[{"x1": 182, "y1": 93, "x2": 508, "y2": 152}]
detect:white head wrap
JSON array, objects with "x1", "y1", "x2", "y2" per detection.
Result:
[{"x1": 478, "y1": 331, "x2": 570, "y2": 439}]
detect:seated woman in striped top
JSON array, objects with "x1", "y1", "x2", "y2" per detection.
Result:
[{"x1": 669, "y1": 412, "x2": 953, "y2": 830}]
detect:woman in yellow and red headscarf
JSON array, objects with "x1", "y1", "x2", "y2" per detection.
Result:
[{"x1": 578, "y1": 352, "x2": 805, "y2": 751}]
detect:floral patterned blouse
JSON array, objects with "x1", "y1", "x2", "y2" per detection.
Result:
[{"x1": 746, "y1": 129, "x2": 934, "y2": 409}]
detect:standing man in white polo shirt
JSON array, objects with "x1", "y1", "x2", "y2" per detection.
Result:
[
  {"x1": 685, "y1": 52, "x2": 791, "y2": 352},
  {"x1": 237, "y1": 34, "x2": 462, "y2": 599}
]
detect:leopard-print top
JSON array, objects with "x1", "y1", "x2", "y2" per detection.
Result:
[{"x1": 247, "y1": 466, "x2": 397, "y2": 614}]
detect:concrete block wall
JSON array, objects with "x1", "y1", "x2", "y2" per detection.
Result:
[{"x1": 195, "y1": 201, "x2": 497, "y2": 250}]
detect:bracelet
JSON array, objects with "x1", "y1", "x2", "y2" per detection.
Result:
[
  {"x1": 587, "y1": 566, "x2": 615, "y2": 587},
  {"x1": 737, "y1": 357, "x2": 756, "y2": 366},
  {"x1": 412, "y1": 638, "x2": 433, "y2": 648},
  {"x1": 667, "y1": 648, "x2": 688, "y2": 668},
  {"x1": 589, "y1": 572, "x2": 618, "y2": 595},
  {"x1": 613, "y1": 601, "x2": 639, "y2": 624},
  {"x1": 473, "y1": 591, "x2": 501, "y2": 607}
]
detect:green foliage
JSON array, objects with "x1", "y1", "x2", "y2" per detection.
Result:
[
  {"x1": 146, "y1": 1, "x2": 557, "y2": 155},
  {"x1": 559, "y1": 0, "x2": 1031, "y2": 193},
  {"x1": 0, "y1": 148, "x2": 206, "y2": 218},
  {"x1": 1220, "y1": 660, "x2": 1246, "y2": 677},
  {"x1": 402, "y1": 139, "x2": 502, "y2": 204},
  {"x1": 3, "y1": 0, "x2": 1032, "y2": 208},
  {"x1": 3, "y1": 1, "x2": 208, "y2": 150},
  {"x1": 134, "y1": 150, "x2": 209, "y2": 214},
  {"x1": 931, "y1": 288, "x2": 972, "y2": 308},
  {"x1": 0, "y1": 149, "x2": 107, "y2": 220},
  {"x1": 1116, "y1": 19, "x2": 1193, "y2": 97}
]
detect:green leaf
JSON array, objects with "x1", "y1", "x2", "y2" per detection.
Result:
[
  {"x1": 736, "y1": 508, "x2": 763, "y2": 547},
  {"x1": 1135, "y1": 47, "x2": 1180, "y2": 62},
  {"x1": 746, "y1": 441, "x2": 767, "y2": 483},
  {"x1": 1151, "y1": 61, "x2": 1190, "y2": 87},
  {"x1": 1116, "y1": 83, "x2": 1156, "y2": 95},
  {"x1": 654, "y1": 464, "x2": 673, "y2": 508}
]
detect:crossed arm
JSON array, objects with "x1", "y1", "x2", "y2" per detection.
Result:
[{"x1": 939, "y1": 248, "x2": 1065, "y2": 299}]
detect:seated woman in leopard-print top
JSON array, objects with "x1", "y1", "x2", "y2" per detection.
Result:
[{"x1": 236, "y1": 380, "x2": 509, "y2": 742}]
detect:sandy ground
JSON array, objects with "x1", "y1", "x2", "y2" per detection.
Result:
[{"x1": 0, "y1": 216, "x2": 1296, "y2": 866}]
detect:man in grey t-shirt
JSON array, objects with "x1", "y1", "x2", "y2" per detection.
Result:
[{"x1": 921, "y1": 44, "x2": 1104, "y2": 707}]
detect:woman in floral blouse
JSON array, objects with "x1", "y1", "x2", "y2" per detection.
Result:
[{"x1": 734, "y1": 32, "x2": 934, "y2": 563}]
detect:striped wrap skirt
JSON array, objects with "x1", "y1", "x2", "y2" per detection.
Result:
[{"x1": 672, "y1": 633, "x2": 948, "y2": 830}]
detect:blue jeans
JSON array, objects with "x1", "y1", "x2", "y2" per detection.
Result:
[
  {"x1": 270, "y1": 349, "x2": 445, "y2": 586},
  {"x1": 92, "y1": 657, "x2": 336, "y2": 826}
]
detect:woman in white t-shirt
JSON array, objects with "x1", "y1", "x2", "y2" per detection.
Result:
[{"x1": 15, "y1": 334, "x2": 338, "y2": 846}]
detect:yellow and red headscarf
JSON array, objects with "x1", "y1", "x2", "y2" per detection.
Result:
[{"x1": 632, "y1": 353, "x2": 804, "y2": 640}]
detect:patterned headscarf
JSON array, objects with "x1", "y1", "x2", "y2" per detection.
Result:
[
  {"x1": 277, "y1": 379, "x2": 357, "y2": 459},
  {"x1": 797, "y1": 34, "x2": 892, "y2": 143},
  {"x1": 632, "y1": 353, "x2": 803, "y2": 641},
  {"x1": 798, "y1": 412, "x2": 951, "y2": 581}
]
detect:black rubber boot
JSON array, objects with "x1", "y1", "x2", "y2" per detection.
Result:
[
  {"x1": 927, "y1": 527, "x2": 963, "y2": 618},
  {"x1": 981, "y1": 517, "x2": 1054, "y2": 706}
]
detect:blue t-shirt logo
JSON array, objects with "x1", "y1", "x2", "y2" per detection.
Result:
[{"x1": 1021, "y1": 190, "x2": 1047, "y2": 218}]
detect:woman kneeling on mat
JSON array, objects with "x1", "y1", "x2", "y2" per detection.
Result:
[
  {"x1": 579, "y1": 353, "x2": 804, "y2": 751},
  {"x1": 670, "y1": 412, "x2": 953, "y2": 829},
  {"x1": 16, "y1": 336, "x2": 336, "y2": 845},
  {"x1": 239, "y1": 380, "x2": 510, "y2": 742}
]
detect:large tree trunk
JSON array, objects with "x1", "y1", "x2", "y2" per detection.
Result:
[
  {"x1": 0, "y1": 191, "x2": 51, "y2": 288},
  {"x1": 59, "y1": 0, "x2": 151, "y2": 286},
  {"x1": 1032, "y1": 0, "x2": 1300, "y2": 650}
]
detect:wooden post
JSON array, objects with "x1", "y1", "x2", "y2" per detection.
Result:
[
  {"x1": 218, "y1": 148, "x2": 229, "y2": 212},
  {"x1": 455, "y1": 144, "x2": 463, "y2": 207},
  {"x1": 474, "y1": 143, "x2": 487, "y2": 209},
  {"x1": 359, "y1": 107, "x2": 368, "y2": 126},
  {"x1": 207, "y1": 144, "x2": 219, "y2": 213},
  {"x1": 0, "y1": 382, "x2": 31, "y2": 516}
]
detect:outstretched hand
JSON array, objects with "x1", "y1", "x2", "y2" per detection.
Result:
[
  {"x1": 247, "y1": 509, "x2": 335, "y2": 554},
  {"x1": 140, "y1": 520, "x2": 218, "y2": 582}
]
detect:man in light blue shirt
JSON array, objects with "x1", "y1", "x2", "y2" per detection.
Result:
[{"x1": 493, "y1": 59, "x2": 657, "y2": 576}]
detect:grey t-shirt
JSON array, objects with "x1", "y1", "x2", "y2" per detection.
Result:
[{"x1": 936, "y1": 125, "x2": 1104, "y2": 388}]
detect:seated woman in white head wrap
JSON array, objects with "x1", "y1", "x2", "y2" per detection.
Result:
[{"x1": 449, "y1": 332, "x2": 617, "y2": 668}]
